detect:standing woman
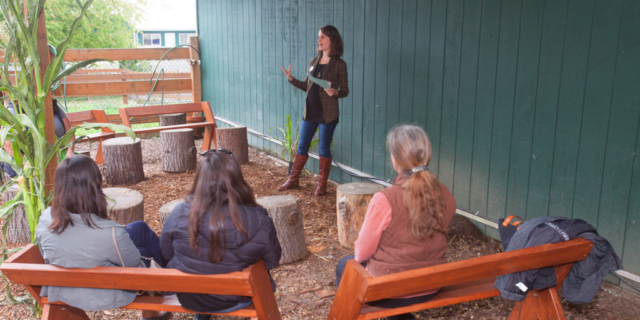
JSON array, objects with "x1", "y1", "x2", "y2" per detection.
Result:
[
  {"x1": 279, "y1": 25, "x2": 349, "y2": 196},
  {"x1": 335, "y1": 125, "x2": 456, "y2": 320}
]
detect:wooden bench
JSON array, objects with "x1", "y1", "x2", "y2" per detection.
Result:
[
  {"x1": 67, "y1": 109, "x2": 116, "y2": 164},
  {"x1": 1, "y1": 244, "x2": 281, "y2": 320},
  {"x1": 328, "y1": 238, "x2": 594, "y2": 320},
  {"x1": 118, "y1": 102, "x2": 218, "y2": 152}
]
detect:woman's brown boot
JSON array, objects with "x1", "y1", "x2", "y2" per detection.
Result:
[
  {"x1": 277, "y1": 154, "x2": 309, "y2": 191},
  {"x1": 315, "y1": 157, "x2": 332, "y2": 196}
]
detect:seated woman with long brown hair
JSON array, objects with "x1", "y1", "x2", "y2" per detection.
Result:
[
  {"x1": 36, "y1": 155, "x2": 167, "y2": 319},
  {"x1": 335, "y1": 125, "x2": 457, "y2": 320},
  {"x1": 160, "y1": 150, "x2": 282, "y2": 320}
]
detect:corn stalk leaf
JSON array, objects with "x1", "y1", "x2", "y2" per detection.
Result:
[{"x1": 51, "y1": 58, "x2": 108, "y2": 84}]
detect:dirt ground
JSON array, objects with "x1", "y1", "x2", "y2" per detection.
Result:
[{"x1": 1, "y1": 137, "x2": 639, "y2": 319}]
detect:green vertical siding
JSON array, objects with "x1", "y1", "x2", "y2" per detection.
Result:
[{"x1": 197, "y1": 0, "x2": 640, "y2": 276}]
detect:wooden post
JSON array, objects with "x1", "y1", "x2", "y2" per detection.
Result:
[
  {"x1": 336, "y1": 183, "x2": 384, "y2": 248},
  {"x1": 34, "y1": 3, "x2": 57, "y2": 195},
  {"x1": 189, "y1": 36, "x2": 201, "y2": 107}
]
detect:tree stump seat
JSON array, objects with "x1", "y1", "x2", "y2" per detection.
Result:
[
  {"x1": 216, "y1": 127, "x2": 249, "y2": 164},
  {"x1": 160, "y1": 113, "x2": 187, "y2": 127},
  {"x1": 102, "y1": 137, "x2": 144, "y2": 185},
  {"x1": 336, "y1": 183, "x2": 385, "y2": 248},
  {"x1": 3, "y1": 185, "x2": 30, "y2": 244},
  {"x1": 256, "y1": 195, "x2": 307, "y2": 264},
  {"x1": 161, "y1": 129, "x2": 197, "y2": 173},
  {"x1": 103, "y1": 187, "x2": 144, "y2": 225},
  {"x1": 158, "y1": 199, "x2": 184, "y2": 228}
]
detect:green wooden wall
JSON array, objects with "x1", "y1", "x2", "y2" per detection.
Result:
[{"x1": 197, "y1": 0, "x2": 640, "y2": 278}]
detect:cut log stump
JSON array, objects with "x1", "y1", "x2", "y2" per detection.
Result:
[
  {"x1": 256, "y1": 195, "x2": 307, "y2": 264},
  {"x1": 215, "y1": 127, "x2": 249, "y2": 164},
  {"x1": 161, "y1": 129, "x2": 197, "y2": 173},
  {"x1": 103, "y1": 188, "x2": 144, "y2": 225},
  {"x1": 3, "y1": 185, "x2": 30, "y2": 244},
  {"x1": 159, "y1": 199, "x2": 184, "y2": 228},
  {"x1": 102, "y1": 137, "x2": 144, "y2": 185},
  {"x1": 336, "y1": 183, "x2": 385, "y2": 248},
  {"x1": 160, "y1": 113, "x2": 187, "y2": 127}
]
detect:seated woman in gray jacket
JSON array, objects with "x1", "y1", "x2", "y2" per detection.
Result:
[
  {"x1": 160, "y1": 150, "x2": 282, "y2": 320},
  {"x1": 36, "y1": 155, "x2": 168, "y2": 320}
]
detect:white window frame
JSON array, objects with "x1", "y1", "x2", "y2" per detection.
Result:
[
  {"x1": 142, "y1": 33, "x2": 162, "y2": 47},
  {"x1": 179, "y1": 33, "x2": 197, "y2": 45}
]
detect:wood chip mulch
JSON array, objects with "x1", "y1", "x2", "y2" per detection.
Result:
[{"x1": 1, "y1": 137, "x2": 639, "y2": 319}]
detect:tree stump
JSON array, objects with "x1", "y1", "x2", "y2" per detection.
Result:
[
  {"x1": 159, "y1": 199, "x2": 184, "y2": 228},
  {"x1": 256, "y1": 195, "x2": 307, "y2": 264},
  {"x1": 215, "y1": 127, "x2": 249, "y2": 164},
  {"x1": 3, "y1": 185, "x2": 30, "y2": 244},
  {"x1": 161, "y1": 129, "x2": 197, "y2": 173},
  {"x1": 336, "y1": 183, "x2": 385, "y2": 248},
  {"x1": 103, "y1": 188, "x2": 144, "y2": 225},
  {"x1": 102, "y1": 137, "x2": 144, "y2": 185},
  {"x1": 160, "y1": 113, "x2": 187, "y2": 126}
]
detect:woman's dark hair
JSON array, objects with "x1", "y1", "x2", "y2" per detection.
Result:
[
  {"x1": 318, "y1": 25, "x2": 344, "y2": 58},
  {"x1": 187, "y1": 152, "x2": 257, "y2": 263},
  {"x1": 49, "y1": 155, "x2": 109, "y2": 234}
]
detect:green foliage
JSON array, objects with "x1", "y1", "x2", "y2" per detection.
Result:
[
  {"x1": 44, "y1": 0, "x2": 146, "y2": 49},
  {"x1": 269, "y1": 114, "x2": 318, "y2": 162},
  {"x1": 0, "y1": 0, "x2": 135, "y2": 314},
  {"x1": 118, "y1": 60, "x2": 152, "y2": 72}
]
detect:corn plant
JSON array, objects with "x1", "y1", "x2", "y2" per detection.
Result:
[
  {"x1": 0, "y1": 0, "x2": 134, "y2": 314},
  {"x1": 270, "y1": 114, "x2": 318, "y2": 162}
]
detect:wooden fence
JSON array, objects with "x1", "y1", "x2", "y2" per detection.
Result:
[{"x1": 0, "y1": 37, "x2": 202, "y2": 103}]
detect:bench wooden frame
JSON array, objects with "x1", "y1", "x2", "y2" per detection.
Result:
[
  {"x1": 67, "y1": 109, "x2": 116, "y2": 164},
  {"x1": 1, "y1": 244, "x2": 281, "y2": 320},
  {"x1": 328, "y1": 238, "x2": 594, "y2": 320},
  {"x1": 118, "y1": 102, "x2": 217, "y2": 152}
]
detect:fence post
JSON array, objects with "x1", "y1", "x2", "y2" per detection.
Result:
[{"x1": 189, "y1": 36, "x2": 202, "y2": 105}]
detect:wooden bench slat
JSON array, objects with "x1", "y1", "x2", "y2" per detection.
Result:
[
  {"x1": 121, "y1": 103, "x2": 206, "y2": 117},
  {"x1": 42, "y1": 296, "x2": 258, "y2": 318},
  {"x1": 359, "y1": 277, "x2": 499, "y2": 320},
  {"x1": 0, "y1": 263, "x2": 254, "y2": 296},
  {"x1": 131, "y1": 122, "x2": 215, "y2": 134},
  {"x1": 363, "y1": 238, "x2": 593, "y2": 301}
]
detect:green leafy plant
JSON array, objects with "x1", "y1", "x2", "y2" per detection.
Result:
[
  {"x1": 0, "y1": 0, "x2": 135, "y2": 314},
  {"x1": 269, "y1": 114, "x2": 318, "y2": 163}
]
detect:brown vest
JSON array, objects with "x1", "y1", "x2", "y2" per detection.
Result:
[{"x1": 367, "y1": 175, "x2": 456, "y2": 277}]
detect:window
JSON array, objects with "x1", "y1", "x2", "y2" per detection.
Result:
[
  {"x1": 179, "y1": 33, "x2": 197, "y2": 45},
  {"x1": 142, "y1": 33, "x2": 161, "y2": 47}
]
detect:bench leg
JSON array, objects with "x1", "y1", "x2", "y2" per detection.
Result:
[
  {"x1": 249, "y1": 261, "x2": 281, "y2": 320},
  {"x1": 508, "y1": 287, "x2": 565, "y2": 320},
  {"x1": 95, "y1": 140, "x2": 105, "y2": 165},
  {"x1": 41, "y1": 304, "x2": 90, "y2": 320},
  {"x1": 327, "y1": 260, "x2": 367, "y2": 320},
  {"x1": 202, "y1": 126, "x2": 215, "y2": 152}
]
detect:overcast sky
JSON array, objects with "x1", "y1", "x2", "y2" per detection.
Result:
[{"x1": 136, "y1": 0, "x2": 197, "y2": 31}]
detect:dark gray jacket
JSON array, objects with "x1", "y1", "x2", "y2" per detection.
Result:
[
  {"x1": 160, "y1": 201, "x2": 281, "y2": 312},
  {"x1": 494, "y1": 216, "x2": 621, "y2": 304}
]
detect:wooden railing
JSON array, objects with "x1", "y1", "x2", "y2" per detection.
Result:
[{"x1": 0, "y1": 37, "x2": 201, "y2": 102}]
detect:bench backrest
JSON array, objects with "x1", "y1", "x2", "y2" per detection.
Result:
[
  {"x1": 67, "y1": 110, "x2": 113, "y2": 133},
  {"x1": 1, "y1": 244, "x2": 271, "y2": 309},
  {"x1": 118, "y1": 102, "x2": 214, "y2": 127},
  {"x1": 330, "y1": 238, "x2": 593, "y2": 319}
]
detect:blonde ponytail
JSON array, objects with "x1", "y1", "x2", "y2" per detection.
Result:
[{"x1": 387, "y1": 125, "x2": 447, "y2": 239}]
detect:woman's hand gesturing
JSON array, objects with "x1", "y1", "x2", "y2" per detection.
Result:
[
  {"x1": 281, "y1": 65, "x2": 293, "y2": 81},
  {"x1": 324, "y1": 88, "x2": 338, "y2": 97}
]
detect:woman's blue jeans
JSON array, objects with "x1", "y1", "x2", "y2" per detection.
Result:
[
  {"x1": 124, "y1": 221, "x2": 165, "y2": 267},
  {"x1": 297, "y1": 120, "x2": 338, "y2": 158}
]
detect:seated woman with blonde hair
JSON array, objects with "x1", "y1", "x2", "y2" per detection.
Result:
[{"x1": 335, "y1": 125, "x2": 456, "y2": 320}]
